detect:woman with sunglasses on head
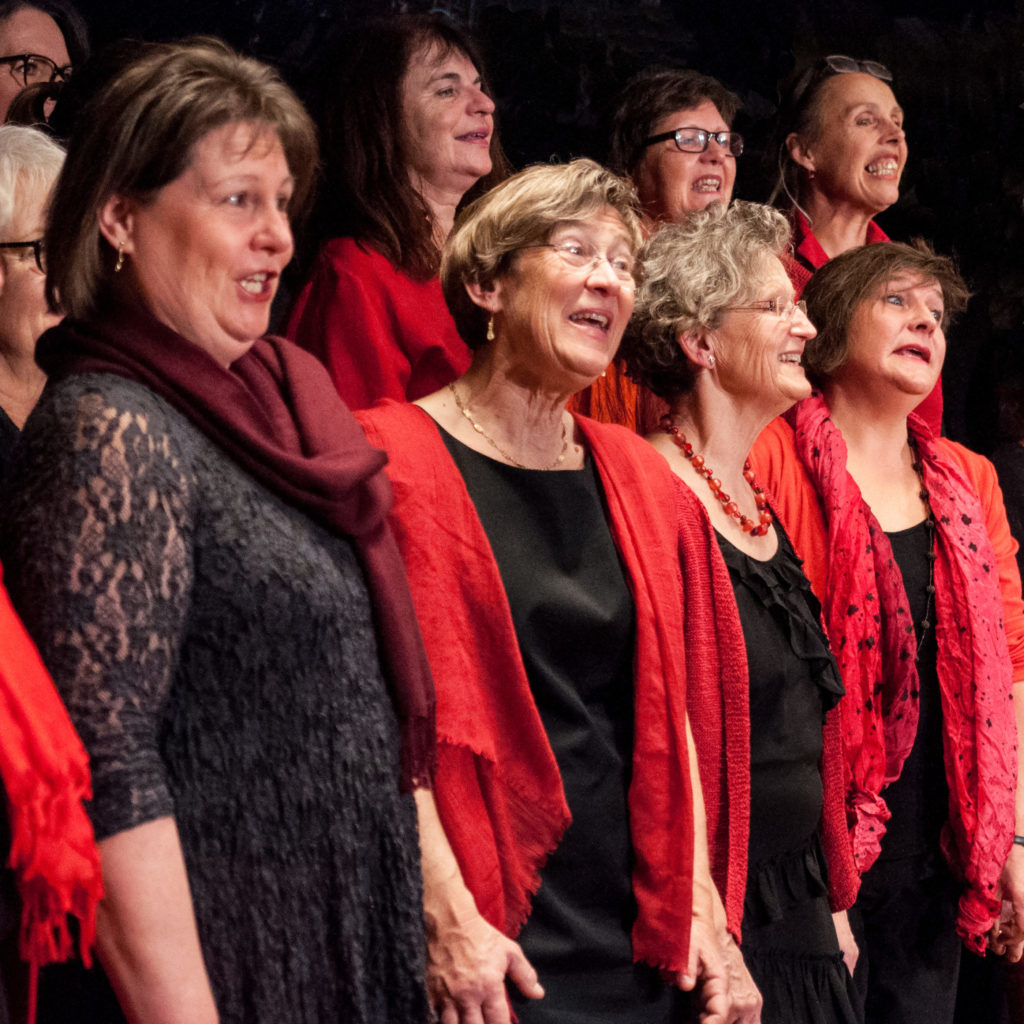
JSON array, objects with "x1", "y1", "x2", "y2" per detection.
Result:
[
  {"x1": 749, "y1": 241, "x2": 1024, "y2": 1024},
  {"x1": 620, "y1": 200, "x2": 861, "y2": 1024},
  {"x1": 770, "y1": 55, "x2": 941, "y2": 432}
]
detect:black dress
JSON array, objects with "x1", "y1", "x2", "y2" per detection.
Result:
[
  {"x1": 442, "y1": 429, "x2": 681, "y2": 1023},
  {"x1": 716, "y1": 524, "x2": 859, "y2": 1024},
  {"x1": 1, "y1": 376, "x2": 428, "y2": 1024}
]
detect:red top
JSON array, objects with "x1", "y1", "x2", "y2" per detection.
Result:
[
  {"x1": 358, "y1": 402, "x2": 704, "y2": 972},
  {"x1": 287, "y1": 238, "x2": 471, "y2": 410},
  {"x1": 785, "y1": 210, "x2": 943, "y2": 433}
]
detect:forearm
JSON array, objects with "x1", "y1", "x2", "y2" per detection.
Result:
[{"x1": 96, "y1": 817, "x2": 218, "y2": 1024}]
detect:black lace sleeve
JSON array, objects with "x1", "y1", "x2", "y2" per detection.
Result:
[{"x1": 2, "y1": 378, "x2": 195, "y2": 840}]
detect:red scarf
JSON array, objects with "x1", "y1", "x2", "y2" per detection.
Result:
[
  {"x1": 0, "y1": 570, "x2": 102, "y2": 1022},
  {"x1": 358, "y1": 402, "x2": 699, "y2": 972},
  {"x1": 36, "y1": 299, "x2": 436, "y2": 791},
  {"x1": 790, "y1": 392, "x2": 1016, "y2": 952}
]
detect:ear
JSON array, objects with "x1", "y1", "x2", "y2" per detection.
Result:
[
  {"x1": 786, "y1": 132, "x2": 815, "y2": 174},
  {"x1": 97, "y1": 194, "x2": 139, "y2": 254},
  {"x1": 464, "y1": 277, "x2": 504, "y2": 316},
  {"x1": 678, "y1": 327, "x2": 715, "y2": 370}
]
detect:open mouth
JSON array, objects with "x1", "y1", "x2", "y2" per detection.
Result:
[
  {"x1": 457, "y1": 130, "x2": 490, "y2": 144},
  {"x1": 569, "y1": 311, "x2": 611, "y2": 333},
  {"x1": 866, "y1": 160, "x2": 899, "y2": 176},
  {"x1": 240, "y1": 272, "x2": 273, "y2": 296},
  {"x1": 894, "y1": 344, "x2": 930, "y2": 362},
  {"x1": 778, "y1": 353, "x2": 802, "y2": 365},
  {"x1": 692, "y1": 176, "x2": 722, "y2": 193}
]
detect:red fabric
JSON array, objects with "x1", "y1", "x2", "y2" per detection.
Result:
[
  {"x1": 750, "y1": 399, "x2": 1020, "y2": 953},
  {"x1": 784, "y1": 211, "x2": 943, "y2": 432},
  {"x1": 357, "y1": 401, "x2": 699, "y2": 972},
  {"x1": 36, "y1": 299, "x2": 436, "y2": 791},
  {"x1": 287, "y1": 237, "x2": 471, "y2": 410},
  {"x1": 0, "y1": 568, "x2": 102, "y2": 1014}
]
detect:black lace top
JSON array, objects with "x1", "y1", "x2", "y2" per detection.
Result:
[{"x1": 0, "y1": 375, "x2": 427, "y2": 1024}]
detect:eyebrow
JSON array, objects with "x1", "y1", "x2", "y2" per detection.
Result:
[
  {"x1": 426, "y1": 69, "x2": 482, "y2": 87},
  {"x1": 843, "y1": 101, "x2": 905, "y2": 117}
]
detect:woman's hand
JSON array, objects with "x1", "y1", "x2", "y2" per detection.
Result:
[
  {"x1": 832, "y1": 910, "x2": 859, "y2": 975},
  {"x1": 426, "y1": 905, "x2": 543, "y2": 1023},
  {"x1": 990, "y1": 844, "x2": 1024, "y2": 961},
  {"x1": 415, "y1": 789, "x2": 543, "y2": 1023}
]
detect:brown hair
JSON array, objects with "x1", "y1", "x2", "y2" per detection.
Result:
[
  {"x1": 802, "y1": 239, "x2": 970, "y2": 385},
  {"x1": 45, "y1": 37, "x2": 317, "y2": 320},
  {"x1": 315, "y1": 13, "x2": 509, "y2": 281},
  {"x1": 441, "y1": 158, "x2": 642, "y2": 350},
  {"x1": 608, "y1": 67, "x2": 741, "y2": 177}
]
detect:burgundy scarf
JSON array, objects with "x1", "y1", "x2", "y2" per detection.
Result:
[
  {"x1": 37, "y1": 299, "x2": 436, "y2": 791},
  {"x1": 790, "y1": 392, "x2": 1016, "y2": 952}
]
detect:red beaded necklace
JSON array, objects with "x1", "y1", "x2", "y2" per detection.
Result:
[{"x1": 660, "y1": 415, "x2": 773, "y2": 537}]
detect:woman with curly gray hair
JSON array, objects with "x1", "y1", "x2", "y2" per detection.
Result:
[{"x1": 620, "y1": 200, "x2": 861, "y2": 1024}]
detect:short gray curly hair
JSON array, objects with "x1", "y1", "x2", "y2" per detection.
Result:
[{"x1": 620, "y1": 200, "x2": 791, "y2": 401}]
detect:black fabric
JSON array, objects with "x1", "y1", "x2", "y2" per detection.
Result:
[
  {"x1": 849, "y1": 853, "x2": 962, "y2": 1024},
  {"x1": 0, "y1": 405, "x2": 18, "y2": 489},
  {"x1": 992, "y1": 441, "x2": 1024, "y2": 583},
  {"x1": 877, "y1": 520, "x2": 947, "y2": 861},
  {"x1": 442, "y1": 429, "x2": 679, "y2": 1023},
  {"x1": 717, "y1": 525, "x2": 859, "y2": 1024},
  {"x1": 2, "y1": 376, "x2": 428, "y2": 1024}
]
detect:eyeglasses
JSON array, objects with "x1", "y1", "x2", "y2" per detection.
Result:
[
  {"x1": 0, "y1": 239, "x2": 45, "y2": 273},
  {"x1": 821, "y1": 55, "x2": 892, "y2": 82},
  {"x1": 642, "y1": 127, "x2": 744, "y2": 158},
  {"x1": 519, "y1": 242, "x2": 636, "y2": 283},
  {"x1": 726, "y1": 296, "x2": 808, "y2": 321},
  {"x1": 0, "y1": 53, "x2": 72, "y2": 87}
]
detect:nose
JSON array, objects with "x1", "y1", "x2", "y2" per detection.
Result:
[
  {"x1": 257, "y1": 207, "x2": 293, "y2": 257},
  {"x1": 584, "y1": 254, "x2": 624, "y2": 291},
  {"x1": 469, "y1": 83, "x2": 495, "y2": 117},
  {"x1": 791, "y1": 304, "x2": 817, "y2": 339}
]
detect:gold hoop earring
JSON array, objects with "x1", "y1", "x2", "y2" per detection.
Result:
[
  {"x1": 486, "y1": 317, "x2": 495, "y2": 342},
  {"x1": 114, "y1": 243, "x2": 126, "y2": 274}
]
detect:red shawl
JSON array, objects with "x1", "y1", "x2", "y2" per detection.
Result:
[
  {"x1": 358, "y1": 401, "x2": 701, "y2": 972},
  {"x1": 789, "y1": 393, "x2": 1016, "y2": 952},
  {"x1": 0, "y1": 570, "x2": 102, "y2": 1022},
  {"x1": 36, "y1": 300, "x2": 436, "y2": 790}
]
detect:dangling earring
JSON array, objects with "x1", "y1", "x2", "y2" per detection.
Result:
[
  {"x1": 114, "y1": 243, "x2": 126, "y2": 274},
  {"x1": 486, "y1": 317, "x2": 495, "y2": 342},
  {"x1": 807, "y1": 171, "x2": 815, "y2": 181},
  {"x1": 707, "y1": 354, "x2": 716, "y2": 369}
]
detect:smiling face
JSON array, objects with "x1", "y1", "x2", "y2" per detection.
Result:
[
  {"x1": 0, "y1": 174, "x2": 60, "y2": 357},
  {"x1": 794, "y1": 73, "x2": 907, "y2": 218},
  {"x1": 111, "y1": 122, "x2": 294, "y2": 368},
  {"x1": 400, "y1": 42, "x2": 494, "y2": 207},
  {"x1": 712, "y1": 255, "x2": 815, "y2": 415},
  {"x1": 483, "y1": 207, "x2": 636, "y2": 393},
  {"x1": 0, "y1": 6, "x2": 69, "y2": 121},
  {"x1": 633, "y1": 101, "x2": 737, "y2": 223},
  {"x1": 836, "y1": 272, "x2": 945, "y2": 399}
]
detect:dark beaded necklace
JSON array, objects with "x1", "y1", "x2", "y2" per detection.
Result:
[
  {"x1": 660, "y1": 415, "x2": 773, "y2": 537},
  {"x1": 908, "y1": 435, "x2": 937, "y2": 661}
]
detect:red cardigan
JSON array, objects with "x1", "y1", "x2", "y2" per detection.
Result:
[
  {"x1": 287, "y1": 238, "x2": 471, "y2": 410},
  {"x1": 358, "y1": 402, "x2": 705, "y2": 971}
]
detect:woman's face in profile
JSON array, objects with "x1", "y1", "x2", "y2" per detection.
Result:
[
  {"x1": 796, "y1": 72, "x2": 907, "y2": 217},
  {"x1": 400, "y1": 42, "x2": 494, "y2": 203},
  {"x1": 112, "y1": 121, "x2": 295, "y2": 368}
]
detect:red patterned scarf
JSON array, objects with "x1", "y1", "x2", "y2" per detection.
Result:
[{"x1": 790, "y1": 392, "x2": 1015, "y2": 951}]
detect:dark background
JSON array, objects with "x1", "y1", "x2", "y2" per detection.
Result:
[{"x1": 72, "y1": 0, "x2": 1024, "y2": 450}]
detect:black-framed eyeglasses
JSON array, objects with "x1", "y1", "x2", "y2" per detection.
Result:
[
  {"x1": 517, "y1": 241, "x2": 636, "y2": 283},
  {"x1": 0, "y1": 53, "x2": 72, "y2": 87},
  {"x1": 0, "y1": 239, "x2": 45, "y2": 273},
  {"x1": 642, "y1": 127, "x2": 744, "y2": 158},
  {"x1": 726, "y1": 296, "x2": 808, "y2": 321}
]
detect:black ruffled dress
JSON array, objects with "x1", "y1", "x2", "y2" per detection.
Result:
[{"x1": 716, "y1": 524, "x2": 861, "y2": 1024}]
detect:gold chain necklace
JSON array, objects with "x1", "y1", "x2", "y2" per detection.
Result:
[{"x1": 448, "y1": 382, "x2": 569, "y2": 470}]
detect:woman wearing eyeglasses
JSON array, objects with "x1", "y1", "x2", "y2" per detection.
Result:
[
  {"x1": 620, "y1": 201, "x2": 861, "y2": 1024},
  {"x1": 358, "y1": 159, "x2": 760, "y2": 1024},
  {"x1": 573, "y1": 68, "x2": 743, "y2": 433},
  {"x1": 749, "y1": 241, "x2": 1024, "y2": 1024},
  {"x1": 0, "y1": 123, "x2": 63, "y2": 480}
]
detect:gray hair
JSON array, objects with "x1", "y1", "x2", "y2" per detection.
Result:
[
  {"x1": 620, "y1": 200, "x2": 791, "y2": 401},
  {"x1": 0, "y1": 124, "x2": 64, "y2": 237}
]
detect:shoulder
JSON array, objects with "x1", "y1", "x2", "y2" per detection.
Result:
[
  {"x1": 357, "y1": 401, "x2": 445, "y2": 470},
  {"x1": 935, "y1": 437, "x2": 998, "y2": 489},
  {"x1": 317, "y1": 237, "x2": 396, "y2": 278}
]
